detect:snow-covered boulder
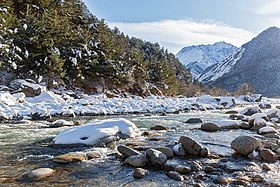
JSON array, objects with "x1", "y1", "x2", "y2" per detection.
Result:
[
  {"x1": 30, "y1": 106, "x2": 51, "y2": 120},
  {"x1": 266, "y1": 108, "x2": 280, "y2": 119},
  {"x1": 248, "y1": 113, "x2": 268, "y2": 124},
  {"x1": 54, "y1": 118, "x2": 140, "y2": 145},
  {"x1": 27, "y1": 91, "x2": 65, "y2": 104},
  {"x1": 12, "y1": 92, "x2": 25, "y2": 103},
  {"x1": 240, "y1": 106, "x2": 261, "y2": 116},
  {"x1": 9, "y1": 79, "x2": 46, "y2": 97},
  {"x1": 259, "y1": 126, "x2": 277, "y2": 135},
  {"x1": 0, "y1": 91, "x2": 17, "y2": 105},
  {"x1": 216, "y1": 120, "x2": 239, "y2": 129},
  {"x1": 218, "y1": 97, "x2": 236, "y2": 108},
  {"x1": 197, "y1": 95, "x2": 217, "y2": 104}
]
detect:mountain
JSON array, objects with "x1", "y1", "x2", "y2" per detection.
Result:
[
  {"x1": 0, "y1": 0, "x2": 191, "y2": 96},
  {"x1": 199, "y1": 27, "x2": 280, "y2": 97},
  {"x1": 176, "y1": 42, "x2": 238, "y2": 79}
]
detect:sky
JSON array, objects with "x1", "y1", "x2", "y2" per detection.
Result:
[{"x1": 83, "y1": 0, "x2": 280, "y2": 53}]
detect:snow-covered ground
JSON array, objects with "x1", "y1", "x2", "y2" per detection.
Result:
[{"x1": 0, "y1": 89, "x2": 279, "y2": 120}]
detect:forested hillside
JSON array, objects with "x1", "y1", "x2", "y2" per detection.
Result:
[{"x1": 0, "y1": 0, "x2": 192, "y2": 96}]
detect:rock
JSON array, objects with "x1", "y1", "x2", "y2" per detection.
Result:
[
  {"x1": 124, "y1": 154, "x2": 147, "y2": 167},
  {"x1": 259, "y1": 126, "x2": 277, "y2": 135},
  {"x1": 133, "y1": 168, "x2": 149, "y2": 178},
  {"x1": 248, "y1": 150, "x2": 262, "y2": 160},
  {"x1": 155, "y1": 147, "x2": 174, "y2": 158},
  {"x1": 200, "y1": 147, "x2": 210, "y2": 157},
  {"x1": 185, "y1": 118, "x2": 204, "y2": 123},
  {"x1": 178, "y1": 136, "x2": 203, "y2": 155},
  {"x1": 191, "y1": 161, "x2": 203, "y2": 172},
  {"x1": 50, "y1": 119, "x2": 74, "y2": 127},
  {"x1": 260, "y1": 149, "x2": 278, "y2": 162},
  {"x1": 174, "y1": 165, "x2": 191, "y2": 174},
  {"x1": 142, "y1": 131, "x2": 160, "y2": 137},
  {"x1": 172, "y1": 143, "x2": 186, "y2": 156},
  {"x1": 86, "y1": 152, "x2": 102, "y2": 159},
  {"x1": 201, "y1": 123, "x2": 220, "y2": 132},
  {"x1": 225, "y1": 110, "x2": 238, "y2": 114},
  {"x1": 31, "y1": 112, "x2": 51, "y2": 120},
  {"x1": 173, "y1": 110, "x2": 180, "y2": 114},
  {"x1": 204, "y1": 166, "x2": 215, "y2": 173},
  {"x1": 10, "y1": 79, "x2": 46, "y2": 97},
  {"x1": 74, "y1": 120, "x2": 82, "y2": 126},
  {"x1": 251, "y1": 174, "x2": 264, "y2": 183},
  {"x1": 231, "y1": 179, "x2": 250, "y2": 186},
  {"x1": 259, "y1": 103, "x2": 272, "y2": 109},
  {"x1": 231, "y1": 136, "x2": 262, "y2": 156},
  {"x1": 213, "y1": 177, "x2": 230, "y2": 185},
  {"x1": 217, "y1": 120, "x2": 239, "y2": 129},
  {"x1": 239, "y1": 122, "x2": 252, "y2": 129},
  {"x1": 261, "y1": 163, "x2": 272, "y2": 171},
  {"x1": 150, "y1": 125, "x2": 168, "y2": 130},
  {"x1": 27, "y1": 168, "x2": 54, "y2": 179},
  {"x1": 165, "y1": 171, "x2": 184, "y2": 181},
  {"x1": 162, "y1": 162, "x2": 176, "y2": 171},
  {"x1": 117, "y1": 145, "x2": 140, "y2": 158},
  {"x1": 146, "y1": 148, "x2": 167, "y2": 165},
  {"x1": 52, "y1": 154, "x2": 86, "y2": 164},
  {"x1": 240, "y1": 106, "x2": 261, "y2": 116}
]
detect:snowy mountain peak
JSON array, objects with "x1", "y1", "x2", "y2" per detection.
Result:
[
  {"x1": 176, "y1": 42, "x2": 238, "y2": 79},
  {"x1": 199, "y1": 26, "x2": 280, "y2": 97}
]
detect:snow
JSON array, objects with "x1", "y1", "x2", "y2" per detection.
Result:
[
  {"x1": 198, "y1": 48, "x2": 245, "y2": 84},
  {"x1": 197, "y1": 95, "x2": 217, "y2": 104},
  {"x1": 53, "y1": 118, "x2": 140, "y2": 145},
  {"x1": 240, "y1": 106, "x2": 261, "y2": 115},
  {"x1": 27, "y1": 91, "x2": 65, "y2": 104},
  {"x1": 259, "y1": 126, "x2": 277, "y2": 134},
  {"x1": 253, "y1": 118, "x2": 267, "y2": 126},
  {"x1": 266, "y1": 108, "x2": 280, "y2": 118},
  {"x1": 176, "y1": 42, "x2": 237, "y2": 79},
  {"x1": 216, "y1": 120, "x2": 239, "y2": 128},
  {"x1": 10, "y1": 79, "x2": 46, "y2": 93},
  {"x1": 0, "y1": 91, "x2": 17, "y2": 105},
  {"x1": 248, "y1": 113, "x2": 267, "y2": 121}
]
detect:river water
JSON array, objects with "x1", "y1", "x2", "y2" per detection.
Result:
[{"x1": 0, "y1": 110, "x2": 280, "y2": 186}]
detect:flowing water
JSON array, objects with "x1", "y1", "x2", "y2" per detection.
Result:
[{"x1": 0, "y1": 110, "x2": 279, "y2": 186}]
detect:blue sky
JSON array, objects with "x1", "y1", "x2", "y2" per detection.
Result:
[{"x1": 83, "y1": 0, "x2": 280, "y2": 53}]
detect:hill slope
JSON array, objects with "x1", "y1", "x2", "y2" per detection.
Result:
[
  {"x1": 199, "y1": 27, "x2": 280, "y2": 97},
  {"x1": 0, "y1": 0, "x2": 191, "y2": 96}
]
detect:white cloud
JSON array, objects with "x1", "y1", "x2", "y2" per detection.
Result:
[
  {"x1": 108, "y1": 19, "x2": 255, "y2": 53},
  {"x1": 257, "y1": 0, "x2": 280, "y2": 15}
]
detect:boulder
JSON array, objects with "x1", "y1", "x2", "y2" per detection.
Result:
[
  {"x1": 258, "y1": 126, "x2": 277, "y2": 135},
  {"x1": 201, "y1": 123, "x2": 220, "y2": 132},
  {"x1": 146, "y1": 148, "x2": 167, "y2": 165},
  {"x1": 260, "y1": 149, "x2": 278, "y2": 162},
  {"x1": 165, "y1": 171, "x2": 184, "y2": 181},
  {"x1": 174, "y1": 165, "x2": 191, "y2": 174},
  {"x1": 155, "y1": 147, "x2": 174, "y2": 158},
  {"x1": 27, "y1": 168, "x2": 54, "y2": 179},
  {"x1": 124, "y1": 154, "x2": 147, "y2": 167},
  {"x1": 240, "y1": 106, "x2": 261, "y2": 116},
  {"x1": 10, "y1": 79, "x2": 46, "y2": 97},
  {"x1": 50, "y1": 119, "x2": 74, "y2": 127},
  {"x1": 231, "y1": 136, "x2": 262, "y2": 156},
  {"x1": 150, "y1": 125, "x2": 168, "y2": 131},
  {"x1": 133, "y1": 168, "x2": 149, "y2": 178},
  {"x1": 216, "y1": 120, "x2": 239, "y2": 129},
  {"x1": 178, "y1": 136, "x2": 203, "y2": 155},
  {"x1": 239, "y1": 122, "x2": 252, "y2": 130},
  {"x1": 117, "y1": 145, "x2": 140, "y2": 158},
  {"x1": 225, "y1": 110, "x2": 239, "y2": 114},
  {"x1": 52, "y1": 154, "x2": 86, "y2": 164},
  {"x1": 172, "y1": 143, "x2": 186, "y2": 156},
  {"x1": 185, "y1": 118, "x2": 204, "y2": 123}
]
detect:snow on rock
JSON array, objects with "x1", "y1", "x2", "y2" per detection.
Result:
[
  {"x1": 54, "y1": 118, "x2": 140, "y2": 145},
  {"x1": 216, "y1": 120, "x2": 239, "y2": 129},
  {"x1": 253, "y1": 118, "x2": 267, "y2": 126},
  {"x1": 0, "y1": 91, "x2": 17, "y2": 105},
  {"x1": 259, "y1": 126, "x2": 277, "y2": 134},
  {"x1": 266, "y1": 108, "x2": 280, "y2": 118},
  {"x1": 240, "y1": 106, "x2": 262, "y2": 116},
  {"x1": 197, "y1": 95, "x2": 217, "y2": 104},
  {"x1": 9, "y1": 79, "x2": 46, "y2": 97},
  {"x1": 218, "y1": 97, "x2": 236, "y2": 108},
  {"x1": 27, "y1": 91, "x2": 65, "y2": 104},
  {"x1": 248, "y1": 113, "x2": 268, "y2": 122}
]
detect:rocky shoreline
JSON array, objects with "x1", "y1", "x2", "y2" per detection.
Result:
[{"x1": 2, "y1": 88, "x2": 280, "y2": 186}]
